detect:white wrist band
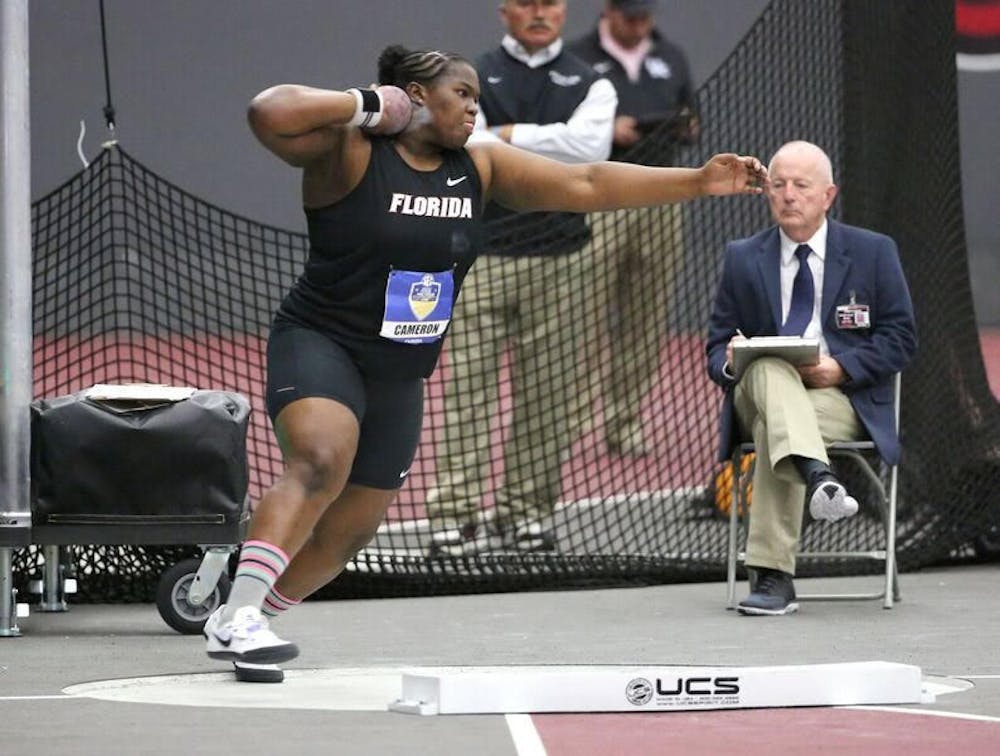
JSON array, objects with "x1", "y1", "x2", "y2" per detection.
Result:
[{"x1": 346, "y1": 88, "x2": 383, "y2": 128}]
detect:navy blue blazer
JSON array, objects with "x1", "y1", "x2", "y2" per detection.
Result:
[{"x1": 706, "y1": 219, "x2": 917, "y2": 464}]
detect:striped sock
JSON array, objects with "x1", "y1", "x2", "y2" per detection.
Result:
[
  {"x1": 261, "y1": 586, "x2": 301, "y2": 619},
  {"x1": 221, "y1": 540, "x2": 290, "y2": 623}
]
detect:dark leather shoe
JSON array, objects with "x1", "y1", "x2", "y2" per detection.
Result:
[{"x1": 738, "y1": 567, "x2": 798, "y2": 615}]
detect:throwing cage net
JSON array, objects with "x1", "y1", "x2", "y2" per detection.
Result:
[{"x1": 16, "y1": 0, "x2": 1000, "y2": 601}]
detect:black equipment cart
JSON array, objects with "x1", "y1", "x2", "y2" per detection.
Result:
[{"x1": 25, "y1": 385, "x2": 251, "y2": 634}]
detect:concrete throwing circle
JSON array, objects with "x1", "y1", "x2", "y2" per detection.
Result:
[
  {"x1": 63, "y1": 667, "x2": 406, "y2": 711},
  {"x1": 61, "y1": 668, "x2": 973, "y2": 713}
]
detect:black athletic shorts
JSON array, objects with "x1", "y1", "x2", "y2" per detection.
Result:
[{"x1": 265, "y1": 320, "x2": 424, "y2": 490}]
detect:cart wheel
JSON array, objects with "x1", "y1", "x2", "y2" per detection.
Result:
[
  {"x1": 155, "y1": 557, "x2": 231, "y2": 635},
  {"x1": 974, "y1": 522, "x2": 1000, "y2": 558}
]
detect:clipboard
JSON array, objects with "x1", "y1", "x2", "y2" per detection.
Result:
[{"x1": 731, "y1": 336, "x2": 820, "y2": 379}]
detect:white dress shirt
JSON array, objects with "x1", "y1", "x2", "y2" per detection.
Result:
[
  {"x1": 469, "y1": 35, "x2": 617, "y2": 163},
  {"x1": 778, "y1": 220, "x2": 829, "y2": 354}
]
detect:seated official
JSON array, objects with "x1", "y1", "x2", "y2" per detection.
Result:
[{"x1": 705, "y1": 140, "x2": 917, "y2": 616}]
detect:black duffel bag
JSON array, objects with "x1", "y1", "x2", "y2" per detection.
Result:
[{"x1": 30, "y1": 387, "x2": 250, "y2": 528}]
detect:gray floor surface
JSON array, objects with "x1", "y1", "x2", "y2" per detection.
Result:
[{"x1": 1, "y1": 563, "x2": 998, "y2": 755}]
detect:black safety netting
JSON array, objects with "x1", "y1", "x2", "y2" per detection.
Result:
[{"x1": 13, "y1": 0, "x2": 1000, "y2": 602}]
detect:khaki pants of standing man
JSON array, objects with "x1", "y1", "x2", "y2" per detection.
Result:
[
  {"x1": 582, "y1": 203, "x2": 685, "y2": 455},
  {"x1": 733, "y1": 357, "x2": 865, "y2": 575},
  {"x1": 426, "y1": 238, "x2": 611, "y2": 531}
]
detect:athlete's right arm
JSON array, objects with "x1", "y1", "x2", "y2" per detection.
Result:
[
  {"x1": 247, "y1": 85, "x2": 355, "y2": 168},
  {"x1": 469, "y1": 141, "x2": 766, "y2": 213}
]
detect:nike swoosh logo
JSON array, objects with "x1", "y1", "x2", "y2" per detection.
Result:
[
  {"x1": 487, "y1": 76, "x2": 502, "y2": 84},
  {"x1": 399, "y1": 468, "x2": 411, "y2": 479},
  {"x1": 446, "y1": 176, "x2": 467, "y2": 187}
]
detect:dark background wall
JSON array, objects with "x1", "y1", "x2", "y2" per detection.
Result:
[
  {"x1": 956, "y1": 67, "x2": 999, "y2": 326},
  {"x1": 28, "y1": 0, "x2": 998, "y2": 324}
]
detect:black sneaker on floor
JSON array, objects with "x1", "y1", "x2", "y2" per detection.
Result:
[
  {"x1": 233, "y1": 661, "x2": 284, "y2": 683},
  {"x1": 504, "y1": 521, "x2": 556, "y2": 552},
  {"x1": 738, "y1": 567, "x2": 799, "y2": 616},
  {"x1": 428, "y1": 523, "x2": 502, "y2": 557}
]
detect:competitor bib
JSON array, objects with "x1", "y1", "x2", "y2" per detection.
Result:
[{"x1": 380, "y1": 268, "x2": 454, "y2": 344}]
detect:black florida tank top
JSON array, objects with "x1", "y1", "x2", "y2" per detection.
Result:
[{"x1": 276, "y1": 137, "x2": 484, "y2": 379}]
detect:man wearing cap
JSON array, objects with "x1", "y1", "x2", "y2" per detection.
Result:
[{"x1": 569, "y1": 0, "x2": 699, "y2": 457}]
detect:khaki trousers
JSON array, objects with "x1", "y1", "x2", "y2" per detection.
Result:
[
  {"x1": 427, "y1": 238, "x2": 611, "y2": 529},
  {"x1": 733, "y1": 357, "x2": 864, "y2": 574},
  {"x1": 582, "y1": 203, "x2": 685, "y2": 441}
]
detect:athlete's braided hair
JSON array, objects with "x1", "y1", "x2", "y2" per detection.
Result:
[{"x1": 377, "y1": 45, "x2": 468, "y2": 88}]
